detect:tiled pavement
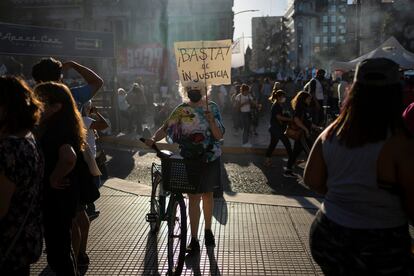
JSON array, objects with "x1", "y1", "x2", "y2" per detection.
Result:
[{"x1": 31, "y1": 186, "x2": 323, "y2": 275}]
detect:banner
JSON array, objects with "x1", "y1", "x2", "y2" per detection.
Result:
[
  {"x1": 231, "y1": 38, "x2": 245, "y2": 68},
  {"x1": 117, "y1": 44, "x2": 164, "y2": 76},
  {"x1": 174, "y1": 39, "x2": 232, "y2": 86},
  {"x1": 0, "y1": 23, "x2": 114, "y2": 58}
]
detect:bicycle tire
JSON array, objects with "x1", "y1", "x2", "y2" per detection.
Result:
[
  {"x1": 167, "y1": 194, "x2": 187, "y2": 275},
  {"x1": 150, "y1": 165, "x2": 162, "y2": 233}
]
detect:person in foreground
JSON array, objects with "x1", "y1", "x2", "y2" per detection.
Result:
[
  {"x1": 304, "y1": 58, "x2": 414, "y2": 275},
  {"x1": 35, "y1": 82, "x2": 87, "y2": 275},
  {"x1": 0, "y1": 77, "x2": 44, "y2": 276},
  {"x1": 145, "y1": 82, "x2": 224, "y2": 255}
]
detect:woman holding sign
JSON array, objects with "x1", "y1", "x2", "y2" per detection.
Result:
[{"x1": 145, "y1": 81, "x2": 225, "y2": 255}]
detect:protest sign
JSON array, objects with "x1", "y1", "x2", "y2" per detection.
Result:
[{"x1": 174, "y1": 39, "x2": 232, "y2": 86}]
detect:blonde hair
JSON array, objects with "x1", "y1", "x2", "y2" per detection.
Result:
[{"x1": 268, "y1": 89, "x2": 286, "y2": 103}]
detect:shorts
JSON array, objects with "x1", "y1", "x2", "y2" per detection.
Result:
[{"x1": 189, "y1": 157, "x2": 221, "y2": 194}]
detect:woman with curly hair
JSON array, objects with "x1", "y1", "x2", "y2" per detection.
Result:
[
  {"x1": 0, "y1": 77, "x2": 44, "y2": 276},
  {"x1": 145, "y1": 82, "x2": 224, "y2": 255}
]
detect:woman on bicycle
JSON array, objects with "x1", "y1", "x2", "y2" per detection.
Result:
[
  {"x1": 145, "y1": 82, "x2": 224, "y2": 255},
  {"x1": 264, "y1": 90, "x2": 293, "y2": 168}
]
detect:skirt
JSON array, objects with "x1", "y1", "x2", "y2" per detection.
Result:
[
  {"x1": 310, "y1": 211, "x2": 412, "y2": 275},
  {"x1": 189, "y1": 157, "x2": 221, "y2": 194}
]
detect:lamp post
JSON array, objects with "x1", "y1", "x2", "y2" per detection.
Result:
[
  {"x1": 233, "y1": 9, "x2": 259, "y2": 52},
  {"x1": 234, "y1": 9, "x2": 259, "y2": 15}
]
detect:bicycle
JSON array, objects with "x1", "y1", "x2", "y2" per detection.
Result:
[{"x1": 140, "y1": 138, "x2": 199, "y2": 276}]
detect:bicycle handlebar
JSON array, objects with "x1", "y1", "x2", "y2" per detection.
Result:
[{"x1": 139, "y1": 137, "x2": 173, "y2": 159}]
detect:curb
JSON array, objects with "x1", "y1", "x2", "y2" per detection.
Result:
[
  {"x1": 103, "y1": 177, "x2": 322, "y2": 209},
  {"x1": 99, "y1": 135, "x2": 288, "y2": 156}
]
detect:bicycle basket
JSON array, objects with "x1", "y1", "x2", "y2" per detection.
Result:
[{"x1": 161, "y1": 157, "x2": 203, "y2": 193}]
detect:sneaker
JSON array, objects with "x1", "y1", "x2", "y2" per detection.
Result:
[
  {"x1": 283, "y1": 170, "x2": 297, "y2": 178},
  {"x1": 186, "y1": 238, "x2": 200, "y2": 255},
  {"x1": 204, "y1": 229, "x2": 216, "y2": 247},
  {"x1": 87, "y1": 210, "x2": 100, "y2": 220},
  {"x1": 242, "y1": 143, "x2": 252, "y2": 148},
  {"x1": 77, "y1": 252, "x2": 90, "y2": 267}
]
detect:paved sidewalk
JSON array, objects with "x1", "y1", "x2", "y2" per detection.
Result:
[{"x1": 31, "y1": 179, "x2": 323, "y2": 276}]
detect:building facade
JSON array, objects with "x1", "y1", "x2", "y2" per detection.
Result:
[
  {"x1": 251, "y1": 16, "x2": 285, "y2": 72},
  {"x1": 352, "y1": 0, "x2": 394, "y2": 55},
  {"x1": 285, "y1": 0, "x2": 350, "y2": 70},
  {"x1": 2, "y1": 0, "x2": 234, "y2": 84}
]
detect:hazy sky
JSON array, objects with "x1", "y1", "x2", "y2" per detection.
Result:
[{"x1": 233, "y1": 0, "x2": 289, "y2": 51}]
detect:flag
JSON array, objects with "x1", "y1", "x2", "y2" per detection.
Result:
[{"x1": 231, "y1": 38, "x2": 245, "y2": 68}]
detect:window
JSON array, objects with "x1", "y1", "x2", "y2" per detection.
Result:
[
  {"x1": 331, "y1": 36, "x2": 336, "y2": 43},
  {"x1": 339, "y1": 16, "x2": 346, "y2": 23},
  {"x1": 340, "y1": 27, "x2": 346, "y2": 34},
  {"x1": 338, "y1": 36, "x2": 346, "y2": 43},
  {"x1": 323, "y1": 26, "x2": 328, "y2": 33},
  {"x1": 323, "y1": 36, "x2": 328, "y2": 43},
  {"x1": 323, "y1": 16, "x2": 328, "y2": 23},
  {"x1": 329, "y1": 5, "x2": 336, "y2": 13},
  {"x1": 331, "y1": 25, "x2": 336, "y2": 33},
  {"x1": 315, "y1": 36, "x2": 320, "y2": 43},
  {"x1": 330, "y1": 15, "x2": 336, "y2": 23}
]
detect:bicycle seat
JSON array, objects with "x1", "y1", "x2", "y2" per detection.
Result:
[{"x1": 157, "y1": 149, "x2": 174, "y2": 159}]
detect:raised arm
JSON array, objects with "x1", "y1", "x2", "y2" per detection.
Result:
[{"x1": 63, "y1": 61, "x2": 103, "y2": 97}]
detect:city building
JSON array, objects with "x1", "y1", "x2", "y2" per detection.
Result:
[
  {"x1": 251, "y1": 16, "x2": 285, "y2": 72},
  {"x1": 351, "y1": 0, "x2": 394, "y2": 55},
  {"x1": 1, "y1": 0, "x2": 234, "y2": 84},
  {"x1": 285, "y1": 0, "x2": 350, "y2": 70}
]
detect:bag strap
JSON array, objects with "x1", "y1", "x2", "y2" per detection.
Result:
[{"x1": 0, "y1": 191, "x2": 36, "y2": 267}]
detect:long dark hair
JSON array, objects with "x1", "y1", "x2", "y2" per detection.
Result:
[
  {"x1": 34, "y1": 82, "x2": 86, "y2": 152},
  {"x1": 291, "y1": 91, "x2": 310, "y2": 112},
  {"x1": 0, "y1": 76, "x2": 43, "y2": 135},
  {"x1": 329, "y1": 82, "x2": 407, "y2": 148}
]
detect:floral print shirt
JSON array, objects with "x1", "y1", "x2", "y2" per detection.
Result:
[
  {"x1": 165, "y1": 101, "x2": 225, "y2": 162},
  {"x1": 0, "y1": 134, "x2": 44, "y2": 269}
]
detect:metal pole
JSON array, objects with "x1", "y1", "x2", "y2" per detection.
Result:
[
  {"x1": 356, "y1": 0, "x2": 361, "y2": 56},
  {"x1": 201, "y1": 40, "x2": 209, "y2": 111}
]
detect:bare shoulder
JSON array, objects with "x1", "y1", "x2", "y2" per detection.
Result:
[{"x1": 386, "y1": 132, "x2": 414, "y2": 162}]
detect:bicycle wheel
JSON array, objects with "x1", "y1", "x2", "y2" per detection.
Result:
[
  {"x1": 167, "y1": 194, "x2": 187, "y2": 275},
  {"x1": 148, "y1": 164, "x2": 162, "y2": 233}
]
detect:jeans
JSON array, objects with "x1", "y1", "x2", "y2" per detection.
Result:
[
  {"x1": 232, "y1": 109, "x2": 241, "y2": 130},
  {"x1": 265, "y1": 128, "x2": 293, "y2": 158},
  {"x1": 240, "y1": 112, "x2": 251, "y2": 144},
  {"x1": 286, "y1": 135, "x2": 311, "y2": 170},
  {"x1": 43, "y1": 204, "x2": 77, "y2": 276}
]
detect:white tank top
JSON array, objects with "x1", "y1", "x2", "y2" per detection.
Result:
[
  {"x1": 321, "y1": 135, "x2": 407, "y2": 229},
  {"x1": 314, "y1": 79, "x2": 324, "y2": 100}
]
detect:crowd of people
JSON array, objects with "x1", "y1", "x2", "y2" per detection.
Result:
[
  {"x1": 0, "y1": 58, "x2": 107, "y2": 275},
  {"x1": 1, "y1": 55, "x2": 414, "y2": 275}
]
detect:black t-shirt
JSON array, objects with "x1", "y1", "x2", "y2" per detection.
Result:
[
  {"x1": 270, "y1": 103, "x2": 283, "y2": 129},
  {"x1": 39, "y1": 126, "x2": 80, "y2": 218},
  {"x1": 294, "y1": 107, "x2": 312, "y2": 130}
]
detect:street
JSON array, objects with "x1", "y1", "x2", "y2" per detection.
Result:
[{"x1": 103, "y1": 144, "x2": 320, "y2": 198}]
